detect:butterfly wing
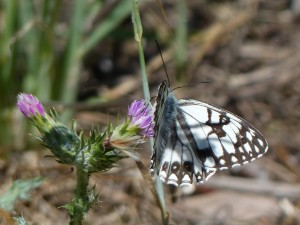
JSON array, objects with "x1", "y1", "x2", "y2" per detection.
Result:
[
  {"x1": 177, "y1": 100, "x2": 268, "y2": 181},
  {"x1": 151, "y1": 82, "x2": 268, "y2": 186}
]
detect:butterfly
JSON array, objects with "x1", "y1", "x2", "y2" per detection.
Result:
[{"x1": 150, "y1": 80, "x2": 268, "y2": 187}]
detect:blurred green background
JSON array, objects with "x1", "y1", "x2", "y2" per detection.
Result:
[
  {"x1": 1, "y1": 0, "x2": 300, "y2": 224},
  {"x1": 0, "y1": 0, "x2": 132, "y2": 148}
]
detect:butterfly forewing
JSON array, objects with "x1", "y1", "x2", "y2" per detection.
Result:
[
  {"x1": 178, "y1": 100, "x2": 268, "y2": 168},
  {"x1": 151, "y1": 81, "x2": 268, "y2": 187}
]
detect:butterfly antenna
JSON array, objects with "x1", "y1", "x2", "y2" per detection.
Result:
[
  {"x1": 155, "y1": 40, "x2": 171, "y2": 87},
  {"x1": 171, "y1": 81, "x2": 212, "y2": 92}
]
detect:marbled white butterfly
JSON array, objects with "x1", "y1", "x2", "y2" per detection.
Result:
[{"x1": 150, "y1": 80, "x2": 268, "y2": 187}]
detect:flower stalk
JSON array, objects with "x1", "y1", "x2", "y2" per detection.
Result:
[
  {"x1": 131, "y1": 0, "x2": 169, "y2": 224},
  {"x1": 131, "y1": 0, "x2": 150, "y2": 100},
  {"x1": 69, "y1": 166, "x2": 90, "y2": 225}
]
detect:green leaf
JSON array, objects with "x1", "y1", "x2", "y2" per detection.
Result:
[
  {"x1": 0, "y1": 177, "x2": 44, "y2": 211},
  {"x1": 14, "y1": 215, "x2": 30, "y2": 225}
]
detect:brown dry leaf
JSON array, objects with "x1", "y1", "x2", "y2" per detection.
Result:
[{"x1": 0, "y1": 209, "x2": 16, "y2": 225}]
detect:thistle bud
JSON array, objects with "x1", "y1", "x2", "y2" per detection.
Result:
[
  {"x1": 17, "y1": 93, "x2": 45, "y2": 118},
  {"x1": 17, "y1": 93, "x2": 78, "y2": 164}
]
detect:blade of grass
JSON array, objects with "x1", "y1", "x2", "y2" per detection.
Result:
[
  {"x1": 9, "y1": 0, "x2": 63, "y2": 149},
  {"x1": 19, "y1": 0, "x2": 61, "y2": 100},
  {"x1": 33, "y1": 0, "x2": 62, "y2": 100},
  {"x1": 131, "y1": 0, "x2": 169, "y2": 224},
  {"x1": 131, "y1": 0, "x2": 150, "y2": 100},
  {"x1": 174, "y1": 0, "x2": 187, "y2": 82},
  {"x1": 0, "y1": 0, "x2": 17, "y2": 103},
  {"x1": 78, "y1": 0, "x2": 132, "y2": 58},
  {"x1": 84, "y1": 0, "x2": 104, "y2": 28},
  {"x1": 54, "y1": 0, "x2": 85, "y2": 122},
  {"x1": 0, "y1": 0, "x2": 18, "y2": 145},
  {"x1": 57, "y1": 0, "x2": 131, "y2": 122}
]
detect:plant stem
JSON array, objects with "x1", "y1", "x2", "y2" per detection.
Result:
[
  {"x1": 174, "y1": 0, "x2": 187, "y2": 81},
  {"x1": 70, "y1": 166, "x2": 89, "y2": 225},
  {"x1": 131, "y1": 0, "x2": 169, "y2": 224},
  {"x1": 131, "y1": 0, "x2": 150, "y2": 100},
  {"x1": 136, "y1": 160, "x2": 169, "y2": 224},
  {"x1": 138, "y1": 41, "x2": 150, "y2": 100}
]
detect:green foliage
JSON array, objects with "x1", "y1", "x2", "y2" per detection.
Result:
[
  {"x1": 0, "y1": 177, "x2": 43, "y2": 211},
  {"x1": 42, "y1": 125, "x2": 80, "y2": 164},
  {"x1": 174, "y1": 0, "x2": 188, "y2": 81},
  {"x1": 0, "y1": 0, "x2": 132, "y2": 147},
  {"x1": 14, "y1": 216, "x2": 29, "y2": 225},
  {"x1": 17, "y1": 94, "x2": 153, "y2": 224},
  {"x1": 63, "y1": 185, "x2": 97, "y2": 222},
  {"x1": 79, "y1": 128, "x2": 126, "y2": 173}
]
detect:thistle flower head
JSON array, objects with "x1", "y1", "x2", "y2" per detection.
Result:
[
  {"x1": 17, "y1": 93, "x2": 45, "y2": 118},
  {"x1": 17, "y1": 93, "x2": 78, "y2": 164},
  {"x1": 105, "y1": 99, "x2": 154, "y2": 158},
  {"x1": 128, "y1": 100, "x2": 154, "y2": 137}
]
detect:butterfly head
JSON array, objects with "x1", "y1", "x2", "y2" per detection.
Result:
[
  {"x1": 153, "y1": 80, "x2": 173, "y2": 140},
  {"x1": 157, "y1": 80, "x2": 170, "y2": 101}
]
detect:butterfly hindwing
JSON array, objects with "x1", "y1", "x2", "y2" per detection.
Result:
[{"x1": 151, "y1": 80, "x2": 268, "y2": 187}]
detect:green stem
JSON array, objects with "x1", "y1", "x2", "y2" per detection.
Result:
[
  {"x1": 70, "y1": 166, "x2": 89, "y2": 225},
  {"x1": 174, "y1": 0, "x2": 187, "y2": 81},
  {"x1": 131, "y1": 0, "x2": 150, "y2": 100},
  {"x1": 131, "y1": 0, "x2": 168, "y2": 224},
  {"x1": 138, "y1": 41, "x2": 150, "y2": 100},
  {"x1": 136, "y1": 160, "x2": 169, "y2": 224}
]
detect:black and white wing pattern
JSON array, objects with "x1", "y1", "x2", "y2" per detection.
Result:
[{"x1": 150, "y1": 80, "x2": 268, "y2": 187}]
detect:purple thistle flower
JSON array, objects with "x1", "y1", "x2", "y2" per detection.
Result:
[
  {"x1": 128, "y1": 100, "x2": 154, "y2": 137},
  {"x1": 17, "y1": 93, "x2": 45, "y2": 118}
]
